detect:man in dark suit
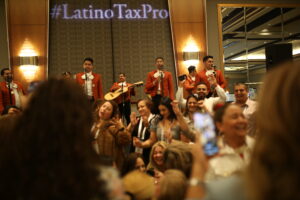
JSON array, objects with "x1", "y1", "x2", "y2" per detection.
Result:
[{"x1": 75, "y1": 57, "x2": 103, "y2": 102}]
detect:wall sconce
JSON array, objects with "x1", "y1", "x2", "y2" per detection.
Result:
[
  {"x1": 183, "y1": 51, "x2": 200, "y2": 67},
  {"x1": 19, "y1": 56, "x2": 39, "y2": 81},
  {"x1": 19, "y1": 39, "x2": 39, "y2": 81},
  {"x1": 183, "y1": 37, "x2": 200, "y2": 67},
  {"x1": 20, "y1": 56, "x2": 38, "y2": 66},
  {"x1": 183, "y1": 51, "x2": 199, "y2": 61}
]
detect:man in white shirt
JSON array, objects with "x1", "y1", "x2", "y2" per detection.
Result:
[
  {"x1": 176, "y1": 75, "x2": 226, "y2": 115},
  {"x1": 233, "y1": 83, "x2": 257, "y2": 136}
]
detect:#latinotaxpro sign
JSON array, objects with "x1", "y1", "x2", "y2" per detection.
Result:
[{"x1": 51, "y1": 4, "x2": 169, "y2": 20}]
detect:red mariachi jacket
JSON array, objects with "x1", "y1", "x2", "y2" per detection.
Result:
[
  {"x1": 110, "y1": 82, "x2": 135, "y2": 104},
  {"x1": 198, "y1": 69, "x2": 226, "y2": 92},
  {"x1": 75, "y1": 72, "x2": 103, "y2": 100},
  {"x1": 144, "y1": 70, "x2": 174, "y2": 100},
  {"x1": 0, "y1": 81, "x2": 26, "y2": 113},
  {"x1": 183, "y1": 74, "x2": 200, "y2": 96}
]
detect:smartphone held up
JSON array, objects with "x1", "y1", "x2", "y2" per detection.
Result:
[{"x1": 193, "y1": 112, "x2": 219, "y2": 156}]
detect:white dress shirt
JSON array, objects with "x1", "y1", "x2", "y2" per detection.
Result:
[{"x1": 205, "y1": 136, "x2": 255, "y2": 181}]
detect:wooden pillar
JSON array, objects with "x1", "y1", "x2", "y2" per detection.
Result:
[
  {"x1": 6, "y1": 0, "x2": 48, "y2": 89},
  {"x1": 168, "y1": 0, "x2": 207, "y2": 77}
]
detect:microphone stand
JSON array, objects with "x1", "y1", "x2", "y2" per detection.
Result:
[
  {"x1": 6, "y1": 77, "x2": 13, "y2": 105},
  {"x1": 121, "y1": 82, "x2": 126, "y2": 125},
  {"x1": 84, "y1": 69, "x2": 88, "y2": 97}
]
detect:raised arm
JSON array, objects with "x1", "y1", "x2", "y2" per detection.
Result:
[{"x1": 133, "y1": 130, "x2": 157, "y2": 148}]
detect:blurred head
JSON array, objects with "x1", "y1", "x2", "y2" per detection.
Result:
[
  {"x1": 1, "y1": 68, "x2": 12, "y2": 82},
  {"x1": 61, "y1": 71, "x2": 72, "y2": 79},
  {"x1": 247, "y1": 61, "x2": 300, "y2": 200},
  {"x1": 163, "y1": 141, "x2": 193, "y2": 178},
  {"x1": 158, "y1": 97, "x2": 176, "y2": 120},
  {"x1": 121, "y1": 153, "x2": 146, "y2": 177},
  {"x1": 155, "y1": 57, "x2": 164, "y2": 70},
  {"x1": 123, "y1": 170, "x2": 155, "y2": 200},
  {"x1": 149, "y1": 141, "x2": 168, "y2": 171},
  {"x1": 83, "y1": 57, "x2": 94, "y2": 73},
  {"x1": 185, "y1": 95, "x2": 199, "y2": 116},
  {"x1": 119, "y1": 73, "x2": 126, "y2": 82},
  {"x1": 196, "y1": 82, "x2": 208, "y2": 99},
  {"x1": 0, "y1": 114, "x2": 19, "y2": 146},
  {"x1": 157, "y1": 169, "x2": 187, "y2": 200},
  {"x1": 137, "y1": 99, "x2": 152, "y2": 117},
  {"x1": 234, "y1": 83, "x2": 249, "y2": 104},
  {"x1": 1, "y1": 78, "x2": 107, "y2": 199},
  {"x1": 188, "y1": 66, "x2": 196, "y2": 76},
  {"x1": 203, "y1": 55, "x2": 214, "y2": 70},
  {"x1": 98, "y1": 101, "x2": 118, "y2": 120},
  {"x1": 214, "y1": 103, "x2": 248, "y2": 140}
]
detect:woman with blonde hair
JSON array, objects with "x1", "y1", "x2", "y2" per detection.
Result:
[
  {"x1": 147, "y1": 141, "x2": 168, "y2": 173},
  {"x1": 246, "y1": 61, "x2": 300, "y2": 200},
  {"x1": 157, "y1": 169, "x2": 187, "y2": 200},
  {"x1": 163, "y1": 141, "x2": 193, "y2": 178}
]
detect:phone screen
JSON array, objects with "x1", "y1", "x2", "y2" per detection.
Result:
[{"x1": 193, "y1": 112, "x2": 219, "y2": 156}]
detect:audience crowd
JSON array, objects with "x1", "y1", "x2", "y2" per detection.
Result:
[{"x1": 0, "y1": 59, "x2": 299, "y2": 200}]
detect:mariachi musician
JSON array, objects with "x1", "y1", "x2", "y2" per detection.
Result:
[{"x1": 109, "y1": 73, "x2": 135, "y2": 125}]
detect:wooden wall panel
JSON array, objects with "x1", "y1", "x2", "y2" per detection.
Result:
[
  {"x1": 8, "y1": 0, "x2": 47, "y2": 24},
  {"x1": 7, "y1": 0, "x2": 48, "y2": 89},
  {"x1": 172, "y1": 22, "x2": 207, "y2": 75},
  {"x1": 170, "y1": 0, "x2": 205, "y2": 22},
  {"x1": 169, "y1": 0, "x2": 207, "y2": 78}
]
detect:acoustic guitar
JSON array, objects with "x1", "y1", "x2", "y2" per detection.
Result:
[{"x1": 104, "y1": 81, "x2": 143, "y2": 101}]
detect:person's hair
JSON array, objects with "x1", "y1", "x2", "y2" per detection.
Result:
[
  {"x1": 157, "y1": 169, "x2": 187, "y2": 200},
  {"x1": 119, "y1": 73, "x2": 126, "y2": 77},
  {"x1": 188, "y1": 66, "x2": 196, "y2": 74},
  {"x1": 95, "y1": 100, "x2": 119, "y2": 121},
  {"x1": 155, "y1": 57, "x2": 164, "y2": 62},
  {"x1": 61, "y1": 71, "x2": 71, "y2": 76},
  {"x1": 196, "y1": 81, "x2": 208, "y2": 88},
  {"x1": 92, "y1": 99, "x2": 105, "y2": 122},
  {"x1": 123, "y1": 170, "x2": 155, "y2": 200},
  {"x1": 83, "y1": 57, "x2": 94, "y2": 64},
  {"x1": 0, "y1": 68, "x2": 9, "y2": 76},
  {"x1": 136, "y1": 99, "x2": 153, "y2": 112},
  {"x1": 184, "y1": 95, "x2": 199, "y2": 116},
  {"x1": 246, "y1": 61, "x2": 300, "y2": 200},
  {"x1": 158, "y1": 97, "x2": 176, "y2": 121},
  {"x1": 213, "y1": 102, "x2": 233, "y2": 135},
  {"x1": 121, "y1": 153, "x2": 145, "y2": 177},
  {"x1": 0, "y1": 114, "x2": 19, "y2": 147},
  {"x1": 147, "y1": 141, "x2": 168, "y2": 172},
  {"x1": 163, "y1": 141, "x2": 193, "y2": 178},
  {"x1": 203, "y1": 55, "x2": 213, "y2": 62},
  {"x1": 234, "y1": 82, "x2": 249, "y2": 92},
  {"x1": 0, "y1": 78, "x2": 108, "y2": 199},
  {"x1": 213, "y1": 102, "x2": 233, "y2": 124}
]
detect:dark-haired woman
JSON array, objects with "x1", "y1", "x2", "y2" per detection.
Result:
[
  {"x1": 134, "y1": 97, "x2": 194, "y2": 149},
  {"x1": 0, "y1": 79, "x2": 108, "y2": 200},
  {"x1": 92, "y1": 100, "x2": 131, "y2": 169}
]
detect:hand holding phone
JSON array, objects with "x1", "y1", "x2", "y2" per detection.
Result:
[{"x1": 193, "y1": 112, "x2": 219, "y2": 156}]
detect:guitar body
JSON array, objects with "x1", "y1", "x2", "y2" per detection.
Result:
[
  {"x1": 104, "y1": 81, "x2": 143, "y2": 101},
  {"x1": 104, "y1": 87, "x2": 129, "y2": 100}
]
